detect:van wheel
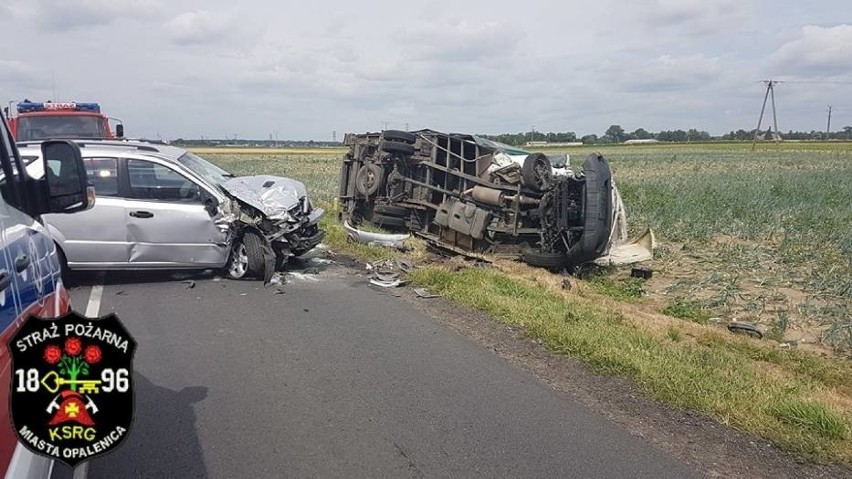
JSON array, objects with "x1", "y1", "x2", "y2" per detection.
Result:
[
  {"x1": 373, "y1": 204, "x2": 408, "y2": 217},
  {"x1": 227, "y1": 231, "x2": 265, "y2": 279},
  {"x1": 381, "y1": 130, "x2": 417, "y2": 144},
  {"x1": 522, "y1": 248, "x2": 567, "y2": 271},
  {"x1": 355, "y1": 164, "x2": 383, "y2": 196},
  {"x1": 522, "y1": 153, "x2": 553, "y2": 191},
  {"x1": 380, "y1": 140, "x2": 416, "y2": 156}
]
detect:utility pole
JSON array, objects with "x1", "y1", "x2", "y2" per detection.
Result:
[
  {"x1": 382, "y1": 121, "x2": 389, "y2": 131},
  {"x1": 752, "y1": 80, "x2": 783, "y2": 150},
  {"x1": 332, "y1": 130, "x2": 337, "y2": 142},
  {"x1": 826, "y1": 105, "x2": 833, "y2": 140},
  {"x1": 405, "y1": 122, "x2": 409, "y2": 131}
]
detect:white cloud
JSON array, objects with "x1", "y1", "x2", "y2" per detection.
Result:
[
  {"x1": 15, "y1": 0, "x2": 163, "y2": 31},
  {"x1": 617, "y1": 54, "x2": 722, "y2": 92},
  {"x1": 770, "y1": 25, "x2": 852, "y2": 76},
  {"x1": 163, "y1": 10, "x2": 233, "y2": 45},
  {"x1": 645, "y1": 0, "x2": 750, "y2": 35}
]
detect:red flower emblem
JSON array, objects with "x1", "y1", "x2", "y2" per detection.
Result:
[
  {"x1": 44, "y1": 345, "x2": 62, "y2": 364},
  {"x1": 83, "y1": 345, "x2": 102, "y2": 364},
  {"x1": 64, "y1": 337, "x2": 82, "y2": 356}
]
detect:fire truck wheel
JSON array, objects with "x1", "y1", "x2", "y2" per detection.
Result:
[{"x1": 355, "y1": 164, "x2": 383, "y2": 196}]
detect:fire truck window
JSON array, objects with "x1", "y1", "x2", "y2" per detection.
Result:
[{"x1": 84, "y1": 157, "x2": 119, "y2": 197}]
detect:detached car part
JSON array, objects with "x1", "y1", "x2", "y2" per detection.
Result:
[{"x1": 338, "y1": 129, "x2": 653, "y2": 269}]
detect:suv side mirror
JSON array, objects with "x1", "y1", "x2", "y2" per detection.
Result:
[
  {"x1": 116, "y1": 124, "x2": 124, "y2": 138},
  {"x1": 40, "y1": 140, "x2": 94, "y2": 214}
]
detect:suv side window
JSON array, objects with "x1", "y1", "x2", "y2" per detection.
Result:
[
  {"x1": 127, "y1": 159, "x2": 200, "y2": 202},
  {"x1": 84, "y1": 157, "x2": 119, "y2": 197}
]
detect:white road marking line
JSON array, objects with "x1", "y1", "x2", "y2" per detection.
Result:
[
  {"x1": 72, "y1": 282, "x2": 103, "y2": 479},
  {"x1": 85, "y1": 285, "x2": 103, "y2": 317}
]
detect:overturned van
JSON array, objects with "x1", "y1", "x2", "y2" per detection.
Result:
[{"x1": 338, "y1": 130, "x2": 653, "y2": 269}]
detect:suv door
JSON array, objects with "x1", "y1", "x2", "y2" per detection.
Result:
[
  {"x1": 124, "y1": 158, "x2": 229, "y2": 267},
  {"x1": 41, "y1": 157, "x2": 128, "y2": 267}
]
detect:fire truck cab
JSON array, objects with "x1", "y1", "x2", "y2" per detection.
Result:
[{"x1": 7, "y1": 101, "x2": 124, "y2": 142}]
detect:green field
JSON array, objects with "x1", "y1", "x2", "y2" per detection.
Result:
[{"x1": 197, "y1": 142, "x2": 852, "y2": 463}]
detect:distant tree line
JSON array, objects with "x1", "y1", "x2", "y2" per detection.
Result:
[
  {"x1": 480, "y1": 125, "x2": 852, "y2": 146},
  {"x1": 171, "y1": 138, "x2": 343, "y2": 148}
]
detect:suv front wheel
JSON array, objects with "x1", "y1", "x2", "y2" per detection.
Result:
[{"x1": 226, "y1": 231, "x2": 265, "y2": 279}]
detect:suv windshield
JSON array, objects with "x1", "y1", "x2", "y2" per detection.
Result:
[
  {"x1": 176, "y1": 152, "x2": 234, "y2": 188},
  {"x1": 18, "y1": 115, "x2": 107, "y2": 141}
]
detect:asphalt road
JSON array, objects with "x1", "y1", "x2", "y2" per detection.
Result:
[{"x1": 54, "y1": 258, "x2": 699, "y2": 478}]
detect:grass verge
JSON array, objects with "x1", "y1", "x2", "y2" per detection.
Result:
[{"x1": 321, "y1": 215, "x2": 852, "y2": 464}]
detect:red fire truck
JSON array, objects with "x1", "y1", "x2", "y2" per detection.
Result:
[{"x1": 5, "y1": 100, "x2": 124, "y2": 141}]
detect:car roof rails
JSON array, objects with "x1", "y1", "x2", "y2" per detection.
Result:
[{"x1": 17, "y1": 139, "x2": 161, "y2": 152}]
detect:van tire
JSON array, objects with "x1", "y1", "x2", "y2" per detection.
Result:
[
  {"x1": 380, "y1": 140, "x2": 415, "y2": 156},
  {"x1": 522, "y1": 153, "x2": 553, "y2": 191},
  {"x1": 381, "y1": 130, "x2": 417, "y2": 144},
  {"x1": 522, "y1": 248, "x2": 568, "y2": 270},
  {"x1": 373, "y1": 204, "x2": 408, "y2": 217}
]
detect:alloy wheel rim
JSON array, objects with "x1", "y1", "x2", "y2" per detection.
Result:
[{"x1": 229, "y1": 243, "x2": 248, "y2": 278}]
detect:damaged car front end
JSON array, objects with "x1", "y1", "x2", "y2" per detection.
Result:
[
  {"x1": 338, "y1": 130, "x2": 652, "y2": 269},
  {"x1": 220, "y1": 175, "x2": 325, "y2": 281}
]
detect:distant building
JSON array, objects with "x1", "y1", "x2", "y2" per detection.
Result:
[
  {"x1": 623, "y1": 139, "x2": 660, "y2": 144},
  {"x1": 524, "y1": 141, "x2": 584, "y2": 147}
]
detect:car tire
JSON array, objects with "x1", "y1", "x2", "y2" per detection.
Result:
[
  {"x1": 355, "y1": 164, "x2": 383, "y2": 197},
  {"x1": 522, "y1": 153, "x2": 553, "y2": 191},
  {"x1": 380, "y1": 140, "x2": 415, "y2": 156},
  {"x1": 522, "y1": 248, "x2": 568, "y2": 270},
  {"x1": 373, "y1": 204, "x2": 408, "y2": 217},
  {"x1": 381, "y1": 130, "x2": 417, "y2": 144},
  {"x1": 371, "y1": 213, "x2": 406, "y2": 228},
  {"x1": 227, "y1": 231, "x2": 266, "y2": 279}
]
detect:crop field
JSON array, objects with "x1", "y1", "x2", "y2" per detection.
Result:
[
  {"x1": 198, "y1": 142, "x2": 852, "y2": 462},
  {"x1": 199, "y1": 142, "x2": 852, "y2": 353}
]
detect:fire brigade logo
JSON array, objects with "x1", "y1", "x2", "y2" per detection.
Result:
[{"x1": 8, "y1": 312, "x2": 135, "y2": 467}]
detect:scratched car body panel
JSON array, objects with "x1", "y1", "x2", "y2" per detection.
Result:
[
  {"x1": 338, "y1": 130, "x2": 651, "y2": 269},
  {"x1": 19, "y1": 140, "x2": 324, "y2": 280}
]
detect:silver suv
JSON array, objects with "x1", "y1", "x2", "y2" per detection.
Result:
[{"x1": 19, "y1": 140, "x2": 324, "y2": 281}]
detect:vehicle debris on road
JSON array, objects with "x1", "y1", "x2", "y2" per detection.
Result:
[
  {"x1": 413, "y1": 288, "x2": 441, "y2": 299},
  {"x1": 339, "y1": 129, "x2": 655, "y2": 270},
  {"x1": 343, "y1": 221, "x2": 409, "y2": 249}
]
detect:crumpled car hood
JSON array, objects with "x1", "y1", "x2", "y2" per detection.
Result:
[{"x1": 221, "y1": 175, "x2": 308, "y2": 219}]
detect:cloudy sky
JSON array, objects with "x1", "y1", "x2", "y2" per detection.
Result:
[{"x1": 2, "y1": 0, "x2": 850, "y2": 140}]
